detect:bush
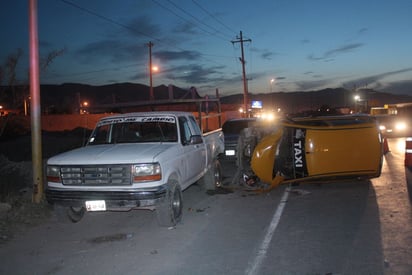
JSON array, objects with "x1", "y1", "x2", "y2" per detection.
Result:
[{"x1": 0, "y1": 155, "x2": 32, "y2": 200}]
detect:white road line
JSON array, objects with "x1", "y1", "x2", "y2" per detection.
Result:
[{"x1": 246, "y1": 187, "x2": 290, "y2": 275}]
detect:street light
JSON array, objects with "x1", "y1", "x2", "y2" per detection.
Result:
[
  {"x1": 354, "y1": 95, "x2": 360, "y2": 113},
  {"x1": 80, "y1": 101, "x2": 89, "y2": 114},
  {"x1": 270, "y1": 78, "x2": 275, "y2": 93}
]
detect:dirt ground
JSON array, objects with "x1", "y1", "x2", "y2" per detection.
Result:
[{"x1": 0, "y1": 128, "x2": 91, "y2": 244}]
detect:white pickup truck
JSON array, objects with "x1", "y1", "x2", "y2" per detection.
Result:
[{"x1": 45, "y1": 111, "x2": 224, "y2": 227}]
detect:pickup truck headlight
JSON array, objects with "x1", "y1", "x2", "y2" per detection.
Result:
[
  {"x1": 132, "y1": 163, "x2": 162, "y2": 182},
  {"x1": 47, "y1": 165, "x2": 61, "y2": 182}
]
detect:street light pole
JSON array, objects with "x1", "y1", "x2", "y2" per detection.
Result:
[
  {"x1": 29, "y1": 0, "x2": 43, "y2": 203},
  {"x1": 147, "y1": 41, "x2": 154, "y2": 100},
  {"x1": 270, "y1": 78, "x2": 275, "y2": 93}
]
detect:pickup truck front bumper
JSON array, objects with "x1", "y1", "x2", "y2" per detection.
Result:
[{"x1": 45, "y1": 186, "x2": 167, "y2": 211}]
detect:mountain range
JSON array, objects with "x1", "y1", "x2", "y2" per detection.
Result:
[{"x1": 2, "y1": 83, "x2": 412, "y2": 114}]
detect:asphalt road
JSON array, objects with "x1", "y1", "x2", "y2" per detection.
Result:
[{"x1": 1, "y1": 138, "x2": 412, "y2": 274}]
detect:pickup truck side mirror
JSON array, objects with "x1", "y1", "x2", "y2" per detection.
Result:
[{"x1": 189, "y1": 135, "x2": 203, "y2": 145}]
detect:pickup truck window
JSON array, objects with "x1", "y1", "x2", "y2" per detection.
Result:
[
  {"x1": 179, "y1": 117, "x2": 191, "y2": 145},
  {"x1": 189, "y1": 116, "x2": 202, "y2": 136},
  {"x1": 88, "y1": 119, "x2": 178, "y2": 145}
]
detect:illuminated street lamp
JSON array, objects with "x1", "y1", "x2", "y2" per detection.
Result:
[
  {"x1": 80, "y1": 101, "x2": 89, "y2": 114},
  {"x1": 270, "y1": 78, "x2": 275, "y2": 93},
  {"x1": 24, "y1": 96, "x2": 31, "y2": 116},
  {"x1": 354, "y1": 95, "x2": 361, "y2": 113}
]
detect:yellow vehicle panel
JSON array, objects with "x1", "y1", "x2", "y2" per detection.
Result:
[
  {"x1": 305, "y1": 126, "x2": 382, "y2": 176},
  {"x1": 251, "y1": 115, "x2": 383, "y2": 188},
  {"x1": 250, "y1": 130, "x2": 283, "y2": 184}
]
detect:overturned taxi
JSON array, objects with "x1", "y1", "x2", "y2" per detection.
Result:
[{"x1": 250, "y1": 115, "x2": 383, "y2": 188}]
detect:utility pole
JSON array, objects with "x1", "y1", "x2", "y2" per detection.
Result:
[
  {"x1": 232, "y1": 31, "x2": 251, "y2": 117},
  {"x1": 29, "y1": 0, "x2": 43, "y2": 203},
  {"x1": 147, "y1": 41, "x2": 154, "y2": 100}
]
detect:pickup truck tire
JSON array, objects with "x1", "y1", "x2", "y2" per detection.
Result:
[
  {"x1": 55, "y1": 205, "x2": 85, "y2": 223},
  {"x1": 67, "y1": 206, "x2": 86, "y2": 223},
  {"x1": 156, "y1": 180, "x2": 182, "y2": 227},
  {"x1": 200, "y1": 159, "x2": 222, "y2": 190}
]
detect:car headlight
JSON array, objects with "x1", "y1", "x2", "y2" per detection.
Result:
[
  {"x1": 379, "y1": 125, "x2": 386, "y2": 131},
  {"x1": 395, "y1": 122, "x2": 407, "y2": 131},
  {"x1": 47, "y1": 165, "x2": 61, "y2": 182},
  {"x1": 132, "y1": 163, "x2": 162, "y2": 182}
]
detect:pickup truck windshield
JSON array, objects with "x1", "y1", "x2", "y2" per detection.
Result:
[{"x1": 88, "y1": 119, "x2": 178, "y2": 145}]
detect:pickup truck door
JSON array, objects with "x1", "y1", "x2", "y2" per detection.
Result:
[{"x1": 179, "y1": 116, "x2": 206, "y2": 186}]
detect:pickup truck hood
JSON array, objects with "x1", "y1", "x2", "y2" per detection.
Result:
[{"x1": 47, "y1": 143, "x2": 176, "y2": 165}]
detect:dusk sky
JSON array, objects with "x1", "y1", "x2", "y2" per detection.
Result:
[{"x1": 1, "y1": 0, "x2": 412, "y2": 96}]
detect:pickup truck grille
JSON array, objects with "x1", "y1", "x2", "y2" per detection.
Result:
[{"x1": 60, "y1": 165, "x2": 132, "y2": 186}]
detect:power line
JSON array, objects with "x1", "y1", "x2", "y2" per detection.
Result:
[
  {"x1": 165, "y1": 0, "x2": 232, "y2": 40},
  {"x1": 152, "y1": 0, "x2": 231, "y2": 42},
  {"x1": 59, "y1": 0, "x2": 161, "y2": 42},
  {"x1": 57, "y1": 0, "x2": 233, "y2": 83},
  {"x1": 191, "y1": 0, "x2": 237, "y2": 36},
  {"x1": 60, "y1": 0, "x2": 230, "y2": 60}
]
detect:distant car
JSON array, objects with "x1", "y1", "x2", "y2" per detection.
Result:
[
  {"x1": 221, "y1": 118, "x2": 257, "y2": 161},
  {"x1": 250, "y1": 115, "x2": 383, "y2": 188},
  {"x1": 374, "y1": 115, "x2": 411, "y2": 137}
]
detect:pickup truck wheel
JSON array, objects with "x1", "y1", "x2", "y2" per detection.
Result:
[
  {"x1": 67, "y1": 206, "x2": 86, "y2": 223},
  {"x1": 156, "y1": 181, "x2": 182, "y2": 227},
  {"x1": 201, "y1": 159, "x2": 222, "y2": 191},
  {"x1": 55, "y1": 206, "x2": 85, "y2": 223}
]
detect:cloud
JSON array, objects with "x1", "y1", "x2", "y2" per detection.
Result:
[
  {"x1": 357, "y1": 28, "x2": 368, "y2": 35},
  {"x1": 75, "y1": 39, "x2": 145, "y2": 64},
  {"x1": 163, "y1": 64, "x2": 227, "y2": 84},
  {"x1": 125, "y1": 16, "x2": 162, "y2": 39},
  {"x1": 261, "y1": 52, "x2": 276, "y2": 60},
  {"x1": 172, "y1": 22, "x2": 199, "y2": 35},
  {"x1": 343, "y1": 68, "x2": 412, "y2": 88},
  {"x1": 383, "y1": 79, "x2": 412, "y2": 95},
  {"x1": 251, "y1": 48, "x2": 278, "y2": 60},
  {"x1": 154, "y1": 50, "x2": 201, "y2": 61},
  {"x1": 295, "y1": 78, "x2": 335, "y2": 91},
  {"x1": 308, "y1": 43, "x2": 364, "y2": 61},
  {"x1": 128, "y1": 63, "x2": 228, "y2": 86}
]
